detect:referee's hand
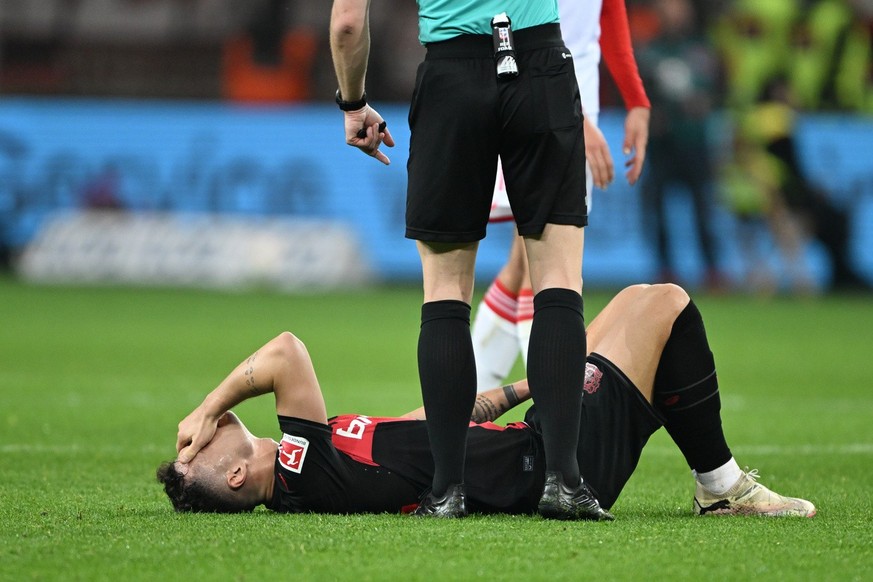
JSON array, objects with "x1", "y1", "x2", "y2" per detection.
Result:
[{"x1": 343, "y1": 105, "x2": 395, "y2": 165}]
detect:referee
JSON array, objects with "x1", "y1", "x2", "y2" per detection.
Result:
[{"x1": 330, "y1": 0, "x2": 608, "y2": 520}]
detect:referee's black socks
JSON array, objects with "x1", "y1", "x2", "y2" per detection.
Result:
[
  {"x1": 418, "y1": 300, "x2": 477, "y2": 497},
  {"x1": 527, "y1": 288, "x2": 586, "y2": 487},
  {"x1": 653, "y1": 299, "x2": 732, "y2": 473}
]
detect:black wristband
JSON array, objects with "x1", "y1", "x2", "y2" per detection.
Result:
[{"x1": 336, "y1": 90, "x2": 367, "y2": 111}]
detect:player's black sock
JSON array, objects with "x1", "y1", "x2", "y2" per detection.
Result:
[
  {"x1": 527, "y1": 288, "x2": 586, "y2": 487},
  {"x1": 418, "y1": 300, "x2": 477, "y2": 497},
  {"x1": 653, "y1": 299, "x2": 732, "y2": 473}
]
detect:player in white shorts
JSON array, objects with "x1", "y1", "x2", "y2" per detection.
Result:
[{"x1": 475, "y1": 0, "x2": 652, "y2": 390}]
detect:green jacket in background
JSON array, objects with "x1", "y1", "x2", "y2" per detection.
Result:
[
  {"x1": 788, "y1": 0, "x2": 872, "y2": 112},
  {"x1": 713, "y1": 0, "x2": 798, "y2": 109}
]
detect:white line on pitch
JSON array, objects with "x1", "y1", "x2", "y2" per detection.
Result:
[
  {"x1": 2, "y1": 442, "x2": 873, "y2": 456},
  {"x1": 642, "y1": 443, "x2": 873, "y2": 456},
  {"x1": 0, "y1": 443, "x2": 168, "y2": 455}
]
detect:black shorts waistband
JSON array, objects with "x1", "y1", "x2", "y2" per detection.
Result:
[{"x1": 425, "y1": 23, "x2": 564, "y2": 59}]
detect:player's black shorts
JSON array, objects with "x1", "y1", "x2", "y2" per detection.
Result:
[
  {"x1": 406, "y1": 23, "x2": 588, "y2": 243},
  {"x1": 524, "y1": 352, "x2": 665, "y2": 510}
]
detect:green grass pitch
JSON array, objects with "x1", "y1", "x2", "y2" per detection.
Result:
[{"x1": 1, "y1": 278, "x2": 872, "y2": 580}]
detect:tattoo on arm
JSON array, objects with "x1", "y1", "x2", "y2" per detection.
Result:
[
  {"x1": 471, "y1": 395, "x2": 501, "y2": 424},
  {"x1": 502, "y1": 384, "x2": 519, "y2": 408},
  {"x1": 244, "y1": 351, "x2": 258, "y2": 391},
  {"x1": 471, "y1": 384, "x2": 521, "y2": 423}
]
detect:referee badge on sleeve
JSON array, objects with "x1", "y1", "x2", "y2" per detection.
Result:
[{"x1": 279, "y1": 434, "x2": 310, "y2": 474}]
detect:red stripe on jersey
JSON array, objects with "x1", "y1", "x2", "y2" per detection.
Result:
[
  {"x1": 469, "y1": 420, "x2": 530, "y2": 431},
  {"x1": 330, "y1": 415, "x2": 531, "y2": 467},
  {"x1": 488, "y1": 216, "x2": 516, "y2": 224},
  {"x1": 330, "y1": 415, "x2": 531, "y2": 465},
  {"x1": 329, "y1": 415, "x2": 411, "y2": 466}
]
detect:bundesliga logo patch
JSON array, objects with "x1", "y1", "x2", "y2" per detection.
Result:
[
  {"x1": 279, "y1": 434, "x2": 310, "y2": 474},
  {"x1": 584, "y1": 363, "x2": 602, "y2": 395}
]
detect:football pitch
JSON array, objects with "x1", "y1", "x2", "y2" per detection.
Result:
[{"x1": 1, "y1": 278, "x2": 871, "y2": 580}]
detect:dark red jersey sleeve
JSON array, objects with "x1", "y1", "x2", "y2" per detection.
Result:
[{"x1": 600, "y1": 0, "x2": 651, "y2": 110}]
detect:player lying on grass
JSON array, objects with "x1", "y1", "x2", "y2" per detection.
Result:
[{"x1": 158, "y1": 283, "x2": 815, "y2": 519}]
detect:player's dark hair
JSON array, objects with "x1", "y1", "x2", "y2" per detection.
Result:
[{"x1": 156, "y1": 461, "x2": 256, "y2": 513}]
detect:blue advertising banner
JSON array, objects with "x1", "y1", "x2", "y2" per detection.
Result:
[{"x1": 1, "y1": 98, "x2": 871, "y2": 289}]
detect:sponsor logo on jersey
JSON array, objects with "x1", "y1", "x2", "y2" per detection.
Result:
[
  {"x1": 583, "y1": 362, "x2": 602, "y2": 395},
  {"x1": 279, "y1": 434, "x2": 309, "y2": 474}
]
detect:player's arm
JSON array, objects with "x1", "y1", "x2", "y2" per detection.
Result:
[
  {"x1": 330, "y1": 0, "x2": 394, "y2": 165},
  {"x1": 176, "y1": 332, "x2": 328, "y2": 463},
  {"x1": 599, "y1": 0, "x2": 651, "y2": 185},
  {"x1": 401, "y1": 380, "x2": 532, "y2": 423}
]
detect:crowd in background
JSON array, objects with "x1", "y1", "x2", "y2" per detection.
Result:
[
  {"x1": 1, "y1": 0, "x2": 872, "y2": 292},
  {"x1": 630, "y1": 0, "x2": 873, "y2": 292},
  {"x1": 3, "y1": 0, "x2": 871, "y2": 110}
]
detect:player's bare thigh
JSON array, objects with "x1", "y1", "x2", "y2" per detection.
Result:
[
  {"x1": 523, "y1": 224, "x2": 584, "y2": 295},
  {"x1": 586, "y1": 284, "x2": 690, "y2": 402}
]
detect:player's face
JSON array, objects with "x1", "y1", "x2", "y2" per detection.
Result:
[{"x1": 182, "y1": 412, "x2": 254, "y2": 475}]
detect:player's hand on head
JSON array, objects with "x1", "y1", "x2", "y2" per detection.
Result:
[
  {"x1": 623, "y1": 107, "x2": 650, "y2": 185},
  {"x1": 175, "y1": 407, "x2": 221, "y2": 464},
  {"x1": 583, "y1": 115, "x2": 614, "y2": 189},
  {"x1": 344, "y1": 105, "x2": 395, "y2": 166}
]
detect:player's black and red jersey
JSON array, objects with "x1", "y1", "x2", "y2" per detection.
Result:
[
  {"x1": 265, "y1": 414, "x2": 545, "y2": 515},
  {"x1": 264, "y1": 354, "x2": 665, "y2": 514}
]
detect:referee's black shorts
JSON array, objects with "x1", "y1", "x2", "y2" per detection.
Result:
[
  {"x1": 524, "y1": 353, "x2": 665, "y2": 510},
  {"x1": 406, "y1": 23, "x2": 588, "y2": 243}
]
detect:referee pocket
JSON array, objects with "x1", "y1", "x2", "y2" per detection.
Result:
[{"x1": 531, "y1": 59, "x2": 580, "y2": 131}]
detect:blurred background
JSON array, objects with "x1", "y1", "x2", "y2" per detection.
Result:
[{"x1": 1, "y1": 0, "x2": 872, "y2": 294}]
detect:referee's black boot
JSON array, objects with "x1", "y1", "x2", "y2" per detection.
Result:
[
  {"x1": 538, "y1": 471, "x2": 614, "y2": 521},
  {"x1": 411, "y1": 484, "x2": 468, "y2": 518}
]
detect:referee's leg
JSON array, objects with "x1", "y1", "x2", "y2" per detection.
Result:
[
  {"x1": 416, "y1": 241, "x2": 478, "y2": 503},
  {"x1": 524, "y1": 224, "x2": 586, "y2": 486},
  {"x1": 522, "y1": 224, "x2": 610, "y2": 519}
]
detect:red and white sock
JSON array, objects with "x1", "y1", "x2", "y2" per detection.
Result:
[
  {"x1": 517, "y1": 288, "x2": 534, "y2": 367},
  {"x1": 472, "y1": 280, "x2": 521, "y2": 392}
]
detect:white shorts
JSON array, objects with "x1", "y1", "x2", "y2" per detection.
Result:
[{"x1": 490, "y1": 113, "x2": 598, "y2": 223}]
